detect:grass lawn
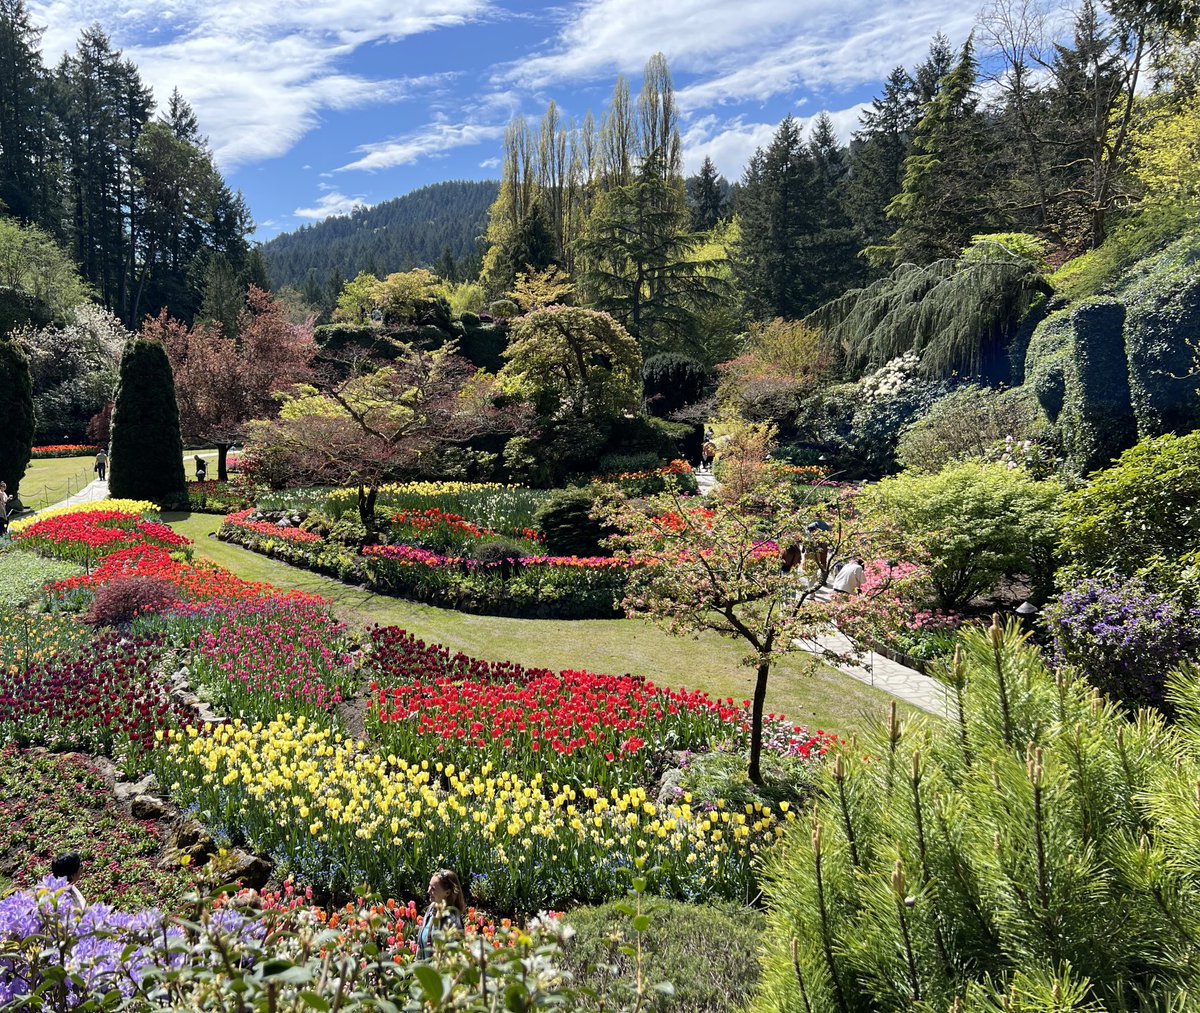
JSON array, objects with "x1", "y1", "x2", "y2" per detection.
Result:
[
  {"x1": 165, "y1": 511, "x2": 923, "y2": 740},
  {"x1": 21, "y1": 451, "x2": 221, "y2": 510}
]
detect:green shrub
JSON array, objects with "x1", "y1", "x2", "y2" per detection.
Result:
[
  {"x1": 327, "y1": 517, "x2": 369, "y2": 546},
  {"x1": 463, "y1": 538, "x2": 528, "y2": 564},
  {"x1": 1120, "y1": 232, "x2": 1200, "y2": 437},
  {"x1": 643, "y1": 353, "x2": 709, "y2": 417},
  {"x1": 488, "y1": 298, "x2": 519, "y2": 320},
  {"x1": 862, "y1": 460, "x2": 1062, "y2": 608},
  {"x1": 752, "y1": 622, "x2": 1200, "y2": 1013},
  {"x1": 0, "y1": 334, "x2": 34, "y2": 504},
  {"x1": 897, "y1": 385, "x2": 1045, "y2": 473},
  {"x1": 675, "y1": 749, "x2": 818, "y2": 811},
  {"x1": 1061, "y1": 297, "x2": 1137, "y2": 476},
  {"x1": 1059, "y1": 430, "x2": 1200, "y2": 579},
  {"x1": 535, "y1": 487, "x2": 614, "y2": 557},
  {"x1": 565, "y1": 898, "x2": 765, "y2": 1013},
  {"x1": 1023, "y1": 306, "x2": 1073, "y2": 423},
  {"x1": 107, "y1": 337, "x2": 187, "y2": 509}
]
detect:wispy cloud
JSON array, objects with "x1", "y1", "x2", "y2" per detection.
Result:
[
  {"x1": 337, "y1": 120, "x2": 507, "y2": 173},
  {"x1": 29, "y1": 0, "x2": 491, "y2": 168},
  {"x1": 293, "y1": 190, "x2": 371, "y2": 220},
  {"x1": 502, "y1": 0, "x2": 978, "y2": 105}
]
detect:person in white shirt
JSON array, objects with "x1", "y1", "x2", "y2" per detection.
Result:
[{"x1": 831, "y1": 558, "x2": 866, "y2": 594}]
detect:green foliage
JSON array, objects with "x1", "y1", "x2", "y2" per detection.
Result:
[
  {"x1": 1024, "y1": 307, "x2": 1074, "y2": 423},
  {"x1": 0, "y1": 218, "x2": 90, "y2": 322},
  {"x1": 534, "y1": 486, "x2": 613, "y2": 557},
  {"x1": 0, "y1": 334, "x2": 35, "y2": 502},
  {"x1": 1120, "y1": 231, "x2": 1200, "y2": 437},
  {"x1": 332, "y1": 271, "x2": 382, "y2": 324},
  {"x1": 809, "y1": 253, "x2": 1049, "y2": 381},
  {"x1": 564, "y1": 898, "x2": 765, "y2": 1013},
  {"x1": 862, "y1": 460, "x2": 1062, "y2": 608},
  {"x1": 1061, "y1": 297, "x2": 1137, "y2": 476},
  {"x1": 0, "y1": 549, "x2": 81, "y2": 606},
  {"x1": 488, "y1": 298, "x2": 519, "y2": 320},
  {"x1": 963, "y1": 233, "x2": 1051, "y2": 271},
  {"x1": 754, "y1": 621, "x2": 1200, "y2": 1013},
  {"x1": 642, "y1": 352, "x2": 709, "y2": 417},
  {"x1": 1058, "y1": 430, "x2": 1200, "y2": 579},
  {"x1": 107, "y1": 337, "x2": 188, "y2": 509},
  {"x1": 897, "y1": 385, "x2": 1046, "y2": 473}
]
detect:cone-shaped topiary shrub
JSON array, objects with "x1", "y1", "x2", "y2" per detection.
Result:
[
  {"x1": 753, "y1": 619, "x2": 1200, "y2": 1012},
  {"x1": 0, "y1": 334, "x2": 34, "y2": 507},
  {"x1": 108, "y1": 337, "x2": 187, "y2": 510}
]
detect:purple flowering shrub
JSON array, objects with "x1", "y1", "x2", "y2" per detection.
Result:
[
  {"x1": 1046, "y1": 576, "x2": 1200, "y2": 710},
  {"x1": 0, "y1": 878, "x2": 258, "y2": 1008}
]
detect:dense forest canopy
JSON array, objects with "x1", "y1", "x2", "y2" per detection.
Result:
[{"x1": 260, "y1": 180, "x2": 499, "y2": 293}]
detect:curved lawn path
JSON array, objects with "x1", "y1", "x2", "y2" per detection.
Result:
[{"x1": 164, "y1": 511, "x2": 919, "y2": 739}]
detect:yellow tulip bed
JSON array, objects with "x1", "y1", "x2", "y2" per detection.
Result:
[{"x1": 156, "y1": 715, "x2": 797, "y2": 913}]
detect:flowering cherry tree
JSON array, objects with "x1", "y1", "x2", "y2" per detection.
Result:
[{"x1": 605, "y1": 479, "x2": 859, "y2": 785}]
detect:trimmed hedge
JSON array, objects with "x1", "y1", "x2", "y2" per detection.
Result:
[
  {"x1": 0, "y1": 334, "x2": 34, "y2": 504},
  {"x1": 1024, "y1": 305, "x2": 1073, "y2": 424},
  {"x1": 1121, "y1": 232, "x2": 1200, "y2": 437},
  {"x1": 1062, "y1": 297, "x2": 1137, "y2": 476}
]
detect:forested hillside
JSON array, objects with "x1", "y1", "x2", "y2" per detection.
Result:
[{"x1": 261, "y1": 180, "x2": 498, "y2": 291}]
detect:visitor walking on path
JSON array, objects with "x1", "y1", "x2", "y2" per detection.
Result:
[
  {"x1": 416, "y1": 868, "x2": 466, "y2": 959},
  {"x1": 94, "y1": 449, "x2": 108, "y2": 482},
  {"x1": 0, "y1": 480, "x2": 9, "y2": 536},
  {"x1": 195, "y1": 455, "x2": 207, "y2": 481}
]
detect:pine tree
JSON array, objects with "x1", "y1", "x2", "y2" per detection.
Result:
[
  {"x1": 733, "y1": 116, "x2": 823, "y2": 319},
  {"x1": 808, "y1": 113, "x2": 867, "y2": 302},
  {"x1": 0, "y1": 0, "x2": 48, "y2": 223},
  {"x1": 0, "y1": 333, "x2": 34, "y2": 508},
  {"x1": 847, "y1": 67, "x2": 919, "y2": 250},
  {"x1": 687, "y1": 156, "x2": 726, "y2": 230},
  {"x1": 887, "y1": 37, "x2": 1000, "y2": 265},
  {"x1": 107, "y1": 335, "x2": 187, "y2": 509},
  {"x1": 435, "y1": 245, "x2": 458, "y2": 283},
  {"x1": 577, "y1": 150, "x2": 725, "y2": 353},
  {"x1": 200, "y1": 253, "x2": 242, "y2": 335}
]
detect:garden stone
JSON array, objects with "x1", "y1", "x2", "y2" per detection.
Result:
[
  {"x1": 225, "y1": 850, "x2": 273, "y2": 889},
  {"x1": 114, "y1": 773, "x2": 157, "y2": 802},
  {"x1": 131, "y1": 794, "x2": 169, "y2": 820},
  {"x1": 656, "y1": 767, "x2": 686, "y2": 809}
]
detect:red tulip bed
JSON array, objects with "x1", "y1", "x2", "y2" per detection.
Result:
[
  {"x1": 14, "y1": 510, "x2": 190, "y2": 570},
  {"x1": 364, "y1": 625, "x2": 836, "y2": 790},
  {"x1": 387, "y1": 507, "x2": 543, "y2": 552},
  {"x1": 29, "y1": 444, "x2": 101, "y2": 458}
]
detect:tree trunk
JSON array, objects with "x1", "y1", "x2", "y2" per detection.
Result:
[
  {"x1": 217, "y1": 443, "x2": 230, "y2": 483},
  {"x1": 748, "y1": 655, "x2": 772, "y2": 786},
  {"x1": 357, "y1": 484, "x2": 378, "y2": 528}
]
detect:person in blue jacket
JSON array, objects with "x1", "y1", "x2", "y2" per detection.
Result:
[{"x1": 416, "y1": 868, "x2": 466, "y2": 960}]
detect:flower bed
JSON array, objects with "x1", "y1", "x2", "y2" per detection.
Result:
[
  {"x1": 0, "y1": 611, "x2": 91, "y2": 677},
  {"x1": 387, "y1": 506, "x2": 542, "y2": 552},
  {"x1": 609, "y1": 459, "x2": 700, "y2": 496},
  {"x1": 365, "y1": 626, "x2": 831, "y2": 790},
  {"x1": 186, "y1": 479, "x2": 254, "y2": 513},
  {"x1": 157, "y1": 714, "x2": 796, "y2": 912},
  {"x1": 13, "y1": 509, "x2": 190, "y2": 569},
  {"x1": 219, "y1": 512, "x2": 629, "y2": 619},
  {"x1": 0, "y1": 631, "x2": 188, "y2": 776},
  {"x1": 0, "y1": 746, "x2": 187, "y2": 909},
  {"x1": 29, "y1": 444, "x2": 101, "y2": 458},
  {"x1": 7, "y1": 499, "x2": 160, "y2": 537},
  {"x1": 138, "y1": 599, "x2": 357, "y2": 725}
]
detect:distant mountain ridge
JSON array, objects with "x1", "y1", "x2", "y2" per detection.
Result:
[{"x1": 261, "y1": 180, "x2": 499, "y2": 288}]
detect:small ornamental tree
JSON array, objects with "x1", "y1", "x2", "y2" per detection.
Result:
[
  {"x1": 0, "y1": 334, "x2": 35, "y2": 506},
  {"x1": 605, "y1": 479, "x2": 854, "y2": 785},
  {"x1": 162, "y1": 287, "x2": 315, "y2": 480},
  {"x1": 861, "y1": 461, "x2": 1062, "y2": 609},
  {"x1": 246, "y1": 343, "x2": 525, "y2": 526},
  {"x1": 107, "y1": 336, "x2": 187, "y2": 509}
]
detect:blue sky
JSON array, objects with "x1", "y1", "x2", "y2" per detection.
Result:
[{"x1": 30, "y1": 0, "x2": 988, "y2": 240}]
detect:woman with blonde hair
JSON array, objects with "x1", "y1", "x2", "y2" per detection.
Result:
[{"x1": 416, "y1": 868, "x2": 466, "y2": 959}]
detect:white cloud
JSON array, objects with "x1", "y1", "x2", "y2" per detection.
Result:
[
  {"x1": 502, "y1": 0, "x2": 979, "y2": 106},
  {"x1": 293, "y1": 190, "x2": 371, "y2": 220},
  {"x1": 337, "y1": 121, "x2": 507, "y2": 173},
  {"x1": 28, "y1": 0, "x2": 491, "y2": 168},
  {"x1": 479, "y1": 156, "x2": 501, "y2": 169}
]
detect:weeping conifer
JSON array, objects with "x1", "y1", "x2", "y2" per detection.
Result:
[
  {"x1": 807, "y1": 245, "x2": 1049, "y2": 381},
  {"x1": 753, "y1": 619, "x2": 1200, "y2": 1013}
]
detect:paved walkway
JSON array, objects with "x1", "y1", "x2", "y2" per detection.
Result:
[
  {"x1": 695, "y1": 469, "x2": 717, "y2": 497},
  {"x1": 40, "y1": 478, "x2": 110, "y2": 511},
  {"x1": 795, "y1": 584, "x2": 955, "y2": 719}
]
